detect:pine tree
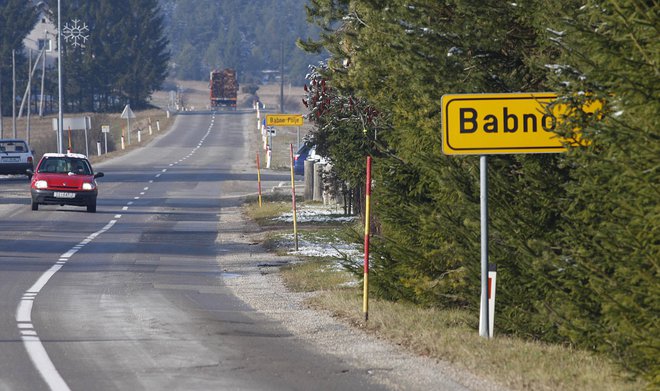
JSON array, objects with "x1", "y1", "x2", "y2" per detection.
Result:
[
  {"x1": 119, "y1": 0, "x2": 170, "y2": 108},
  {"x1": 45, "y1": 0, "x2": 169, "y2": 110},
  {"x1": 301, "y1": 0, "x2": 658, "y2": 382},
  {"x1": 539, "y1": 0, "x2": 659, "y2": 381},
  {"x1": 0, "y1": 0, "x2": 38, "y2": 116}
]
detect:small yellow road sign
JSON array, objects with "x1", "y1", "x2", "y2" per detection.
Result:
[{"x1": 266, "y1": 114, "x2": 303, "y2": 127}]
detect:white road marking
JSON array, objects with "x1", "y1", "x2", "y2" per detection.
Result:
[
  {"x1": 16, "y1": 220, "x2": 117, "y2": 391},
  {"x1": 16, "y1": 116, "x2": 217, "y2": 389}
]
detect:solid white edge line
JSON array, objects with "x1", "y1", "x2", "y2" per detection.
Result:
[
  {"x1": 22, "y1": 336, "x2": 71, "y2": 391},
  {"x1": 17, "y1": 218, "x2": 118, "y2": 391}
]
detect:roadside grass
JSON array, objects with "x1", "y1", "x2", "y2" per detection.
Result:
[
  {"x1": 3, "y1": 108, "x2": 173, "y2": 163},
  {"x1": 248, "y1": 198, "x2": 647, "y2": 391},
  {"x1": 281, "y1": 260, "x2": 354, "y2": 292},
  {"x1": 244, "y1": 195, "x2": 292, "y2": 226},
  {"x1": 303, "y1": 290, "x2": 645, "y2": 391}
]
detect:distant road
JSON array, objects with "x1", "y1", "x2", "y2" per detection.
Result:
[{"x1": 0, "y1": 111, "x2": 388, "y2": 390}]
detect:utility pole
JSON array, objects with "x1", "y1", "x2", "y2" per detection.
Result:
[
  {"x1": 280, "y1": 41, "x2": 284, "y2": 113},
  {"x1": 40, "y1": 31, "x2": 47, "y2": 117},
  {"x1": 0, "y1": 66, "x2": 4, "y2": 137},
  {"x1": 27, "y1": 49, "x2": 32, "y2": 143},
  {"x1": 12, "y1": 49, "x2": 16, "y2": 138},
  {"x1": 57, "y1": 0, "x2": 64, "y2": 153}
]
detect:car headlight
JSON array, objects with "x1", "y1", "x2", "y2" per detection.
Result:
[
  {"x1": 82, "y1": 182, "x2": 95, "y2": 190},
  {"x1": 34, "y1": 180, "x2": 48, "y2": 189}
]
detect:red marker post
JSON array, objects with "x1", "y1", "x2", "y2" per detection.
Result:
[
  {"x1": 363, "y1": 156, "x2": 372, "y2": 321},
  {"x1": 289, "y1": 144, "x2": 299, "y2": 251},
  {"x1": 256, "y1": 152, "x2": 263, "y2": 208}
]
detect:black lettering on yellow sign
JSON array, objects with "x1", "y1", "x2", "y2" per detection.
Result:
[
  {"x1": 459, "y1": 108, "x2": 557, "y2": 134},
  {"x1": 266, "y1": 115, "x2": 303, "y2": 127}
]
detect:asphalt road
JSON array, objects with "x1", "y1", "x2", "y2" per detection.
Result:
[{"x1": 0, "y1": 111, "x2": 388, "y2": 391}]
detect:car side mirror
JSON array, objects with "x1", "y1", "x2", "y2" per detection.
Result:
[
  {"x1": 94, "y1": 172, "x2": 104, "y2": 179},
  {"x1": 26, "y1": 168, "x2": 33, "y2": 175}
]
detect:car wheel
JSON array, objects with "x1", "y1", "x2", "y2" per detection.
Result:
[
  {"x1": 31, "y1": 202, "x2": 38, "y2": 211},
  {"x1": 87, "y1": 203, "x2": 96, "y2": 213}
]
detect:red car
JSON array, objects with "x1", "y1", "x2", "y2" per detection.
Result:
[{"x1": 29, "y1": 153, "x2": 104, "y2": 213}]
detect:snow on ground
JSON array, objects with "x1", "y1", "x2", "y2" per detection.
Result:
[
  {"x1": 273, "y1": 204, "x2": 363, "y2": 267},
  {"x1": 273, "y1": 204, "x2": 359, "y2": 223},
  {"x1": 280, "y1": 233, "x2": 361, "y2": 262}
]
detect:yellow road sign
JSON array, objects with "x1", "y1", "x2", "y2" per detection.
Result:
[
  {"x1": 441, "y1": 93, "x2": 600, "y2": 155},
  {"x1": 266, "y1": 114, "x2": 304, "y2": 127}
]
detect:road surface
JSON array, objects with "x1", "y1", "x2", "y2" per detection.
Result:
[{"x1": 0, "y1": 110, "x2": 391, "y2": 390}]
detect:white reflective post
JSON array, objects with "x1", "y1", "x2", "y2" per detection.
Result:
[{"x1": 479, "y1": 155, "x2": 489, "y2": 338}]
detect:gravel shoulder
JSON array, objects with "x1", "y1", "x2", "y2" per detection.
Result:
[{"x1": 217, "y1": 204, "x2": 509, "y2": 391}]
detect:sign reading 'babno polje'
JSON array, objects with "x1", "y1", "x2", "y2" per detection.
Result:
[
  {"x1": 266, "y1": 114, "x2": 304, "y2": 127},
  {"x1": 442, "y1": 93, "x2": 567, "y2": 155}
]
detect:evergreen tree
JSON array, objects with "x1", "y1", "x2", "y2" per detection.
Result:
[
  {"x1": 47, "y1": 0, "x2": 170, "y2": 110},
  {"x1": 119, "y1": 0, "x2": 170, "y2": 108},
  {"x1": 0, "y1": 0, "x2": 38, "y2": 116},
  {"x1": 539, "y1": 0, "x2": 659, "y2": 381},
  {"x1": 301, "y1": 0, "x2": 658, "y2": 382}
]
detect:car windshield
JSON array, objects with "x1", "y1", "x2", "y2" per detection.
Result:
[
  {"x1": 38, "y1": 157, "x2": 92, "y2": 175},
  {"x1": 0, "y1": 141, "x2": 28, "y2": 153}
]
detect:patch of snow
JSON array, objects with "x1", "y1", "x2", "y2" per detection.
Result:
[
  {"x1": 280, "y1": 234, "x2": 362, "y2": 262},
  {"x1": 447, "y1": 47, "x2": 462, "y2": 57},
  {"x1": 274, "y1": 205, "x2": 359, "y2": 223},
  {"x1": 546, "y1": 28, "x2": 566, "y2": 36}
]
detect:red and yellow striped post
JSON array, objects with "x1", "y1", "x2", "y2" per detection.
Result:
[
  {"x1": 256, "y1": 152, "x2": 263, "y2": 208},
  {"x1": 289, "y1": 144, "x2": 299, "y2": 251},
  {"x1": 363, "y1": 156, "x2": 372, "y2": 321}
]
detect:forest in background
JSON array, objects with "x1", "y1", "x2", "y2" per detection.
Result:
[{"x1": 161, "y1": 0, "x2": 325, "y2": 85}]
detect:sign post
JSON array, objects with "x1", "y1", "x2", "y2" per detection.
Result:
[
  {"x1": 289, "y1": 144, "x2": 299, "y2": 251},
  {"x1": 120, "y1": 104, "x2": 136, "y2": 145},
  {"x1": 52, "y1": 116, "x2": 91, "y2": 156},
  {"x1": 479, "y1": 155, "x2": 489, "y2": 338},
  {"x1": 266, "y1": 114, "x2": 304, "y2": 169},
  {"x1": 441, "y1": 92, "x2": 598, "y2": 339}
]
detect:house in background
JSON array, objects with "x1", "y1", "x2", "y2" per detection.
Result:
[{"x1": 24, "y1": 1, "x2": 59, "y2": 67}]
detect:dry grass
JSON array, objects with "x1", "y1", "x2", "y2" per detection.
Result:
[
  {"x1": 244, "y1": 199, "x2": 291, "y2": 226},
  {"x1": 278, "y1": 263, "x2": 647, "y2": 391},
  {"x1": 281, "y1": 260, "x2": 354, "y2": 292},
  {"x1": 1, "y1": 109, "x2": 174, "y2": 164}
]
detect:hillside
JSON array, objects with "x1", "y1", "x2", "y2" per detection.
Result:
[{"x1": 160, "y1": 0, "x2": 325, "y2": 85}]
